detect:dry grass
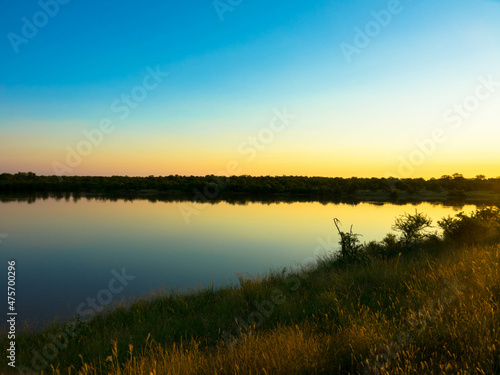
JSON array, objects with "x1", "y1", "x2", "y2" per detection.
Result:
[{"x1": 22, "y1": 243, "x2": 498, "y2": 375}]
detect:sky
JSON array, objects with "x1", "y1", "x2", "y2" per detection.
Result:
[{"x1": 1, "y1": 0, "x2": 499, "y2": 178}]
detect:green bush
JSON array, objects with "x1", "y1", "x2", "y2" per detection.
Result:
[
  {"x1": 334, "y1": 208, "x2": 500, "y2": 264},
  {"x1": 392, "y1": 210, "x2": 433, "y2": 249},
  {"x1": 438, "y1": 207, "x2": 500, "y2": 244},
  {"x1": 333, "y1": 218, "x2": 366, "y2": 264}
]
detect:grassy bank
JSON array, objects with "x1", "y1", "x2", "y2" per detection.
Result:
[{"x1": 3, "y1": 209, "x2": 500, "y2": 374}]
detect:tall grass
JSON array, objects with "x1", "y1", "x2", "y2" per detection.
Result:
[{"x1": 3, "y1": 208, "x2": 499, "y2": 374}]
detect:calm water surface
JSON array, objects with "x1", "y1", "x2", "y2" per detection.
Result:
[{"x1": 0, "y1": 196, "x2": 476, "y2": 327}]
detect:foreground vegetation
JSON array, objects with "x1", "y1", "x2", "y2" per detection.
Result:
[{"x1": 3, "y1": 208, "x2": 500, "y2": 374}]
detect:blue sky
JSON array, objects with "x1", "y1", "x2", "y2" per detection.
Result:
[{"x1": 1, "y1": 0, "x2": 499, "y2": 177}]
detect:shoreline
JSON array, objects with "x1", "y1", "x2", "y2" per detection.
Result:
[{"x1": 2, "y1": 208, "x2": 499, "y2": 374}]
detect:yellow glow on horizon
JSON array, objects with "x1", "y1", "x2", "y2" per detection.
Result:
[{"x1": 1, "y1": 126, "x2": 498, "y2": 178}]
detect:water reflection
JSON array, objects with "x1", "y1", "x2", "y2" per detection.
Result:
[
  {"x1": 0, "y1": 191, "x2": 489, "y2": 209},
  {"x1": 0, "y1": 194, "x2": 485, "y2": 330}
]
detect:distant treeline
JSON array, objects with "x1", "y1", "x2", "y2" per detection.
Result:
[{"x1": 0, "y1": 172, "x2": 499, "y2": 198}]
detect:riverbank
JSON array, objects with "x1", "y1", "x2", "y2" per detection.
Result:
[
  {"x1": 3, "y1": 173, "x2": 500, "y2": 210},
  {"x1": 2, "y1": 173, "x2": 500, "y2": 204},
  {"x1": 2, "y1": 209, "x2": 500, "y2": 374}
]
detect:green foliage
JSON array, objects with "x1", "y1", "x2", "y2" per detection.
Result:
[
  {"x1": 334, "y1": 208, "x2": 500, "y2": 265},
  {"x1": 333, "y1": 218, "x2": 366, "y2": 263},
  {"x1": 438, "y1": 206, "x2": 500, "y2": 244},
  {"x1": 380, "y1": 233, "x2": 402, "y2": 258},
  {"x1": 392, "y1": 210, "x2": 433, "y2": 248},
  {"x1": 3, "y1": 172, "x2": 500, "y2": 203},
  {"x1": 363, "y1": 240, "x2": 388, "y2": 259},
  {"x1": 447, "y1": 189, "x2": 467, "y2": 198},
  {"x1": 388, "y1": 189, "x2": 400, "y2": 200}
]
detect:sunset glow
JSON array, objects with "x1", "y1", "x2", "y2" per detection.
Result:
[{"x1": 1, "y1": 0, "x2": 499, "y2": 177}]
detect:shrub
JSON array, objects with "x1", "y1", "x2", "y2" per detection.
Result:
[
  {"x1": 392, "y1": 210, "x2": 433, "y2": 249},
  {"x1": 362, "y1": 240, "x2": 386, "y2": 260},
  {"x1": 333, "y1": 218, "x2": 366, "y2": 263},
  {"x1": 381, "y1": 233, "x2": 402, "y2": 258},
  {"x1": 438, "y1": 207, "x2": 500, "y2": 244}
]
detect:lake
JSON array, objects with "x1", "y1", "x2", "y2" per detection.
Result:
[{"x1": 0, "y1": 195, "x2": 476, "y2": 329}]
